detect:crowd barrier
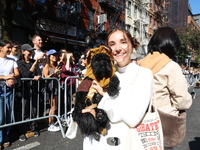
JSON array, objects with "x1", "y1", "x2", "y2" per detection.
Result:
[
  {"x1": 0, "y1": 76, "x2": 81, "y2": 138},
  {"x1": 185, "y1": 73, "x2": 200, "y2": 87}
]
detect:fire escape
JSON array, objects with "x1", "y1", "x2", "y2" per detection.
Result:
[
  {"x1": 97, "y1": 0, "x2": 124, "y2": 32},
  {"x1": 154, "y1": 0, "x2": 165, "y2": 27}
]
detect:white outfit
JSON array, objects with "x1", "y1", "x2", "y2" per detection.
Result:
[
  {"x1": 0, "y1": 57, "x2": 18, "y2": 85},
  {"x1": 7, "y1": 55, "x2": 19, "y2": 61},
  {"x1": 33, "y1": 50, "x2": 44, "y2": 60},
  {"x1": 83, "y1": 61, "x2": 153, "y2": 150}
]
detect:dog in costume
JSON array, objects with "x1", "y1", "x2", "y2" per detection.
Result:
[{"x1": 72, "y1": 45, "x2": 120, "y2": 140}]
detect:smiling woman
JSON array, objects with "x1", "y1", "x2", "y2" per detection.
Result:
[
  {"x1": 82, "y1": 28, "x2": 154, "y2": 150},
  {"x1": 0, "y1": 40, "x2": 20, "y2": 149}
]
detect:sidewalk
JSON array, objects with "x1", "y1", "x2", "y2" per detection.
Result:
[{"x1": 175, "y1": 87, "x2": 200, "y2": 150}]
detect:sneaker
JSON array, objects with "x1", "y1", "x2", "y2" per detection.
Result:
[
  {"x1": 3, "y1": 142, "x2": 10, "y2": 147},
  {"x1": 34, "y1": 131, "x2": 40, "y2": 137},
  {"x1": 19, "y1": 134, "x2": 27, "y2": 142},
  {"x1": 48, "y1": 124, "x2": 60, "y2": 132}
]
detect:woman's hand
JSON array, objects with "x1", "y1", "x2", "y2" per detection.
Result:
[
  {"x1": 36, "y1": 53, "x2": 45, "y2": 61},
  {"x1": 82, "y1": 109, "x2": 96, "y2": 118},
  {"x1": 32, "y1": 75, "x2": 41, "y2": 81},
  {"x1": 91, "y1": 80, "x2": 105, "y2": 96},
  {"x1": 6, "y1": 79, "x2": 15, "y2": 87}
]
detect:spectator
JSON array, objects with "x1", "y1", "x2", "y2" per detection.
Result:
[
  {"x1": 139, "y1": 27, "x2": 192, "y2": 150},
  {"x1": 60, "y1": 51, "x2": 78, "y2": 112},
  {"x1": 31, "y1": 35, "x2": 45, "y2": 71},
  {"x1": 43, "y1": 49, "x2": 61, "y2": 132},
  {"x1": 16, "y1": 44, "x2": 43, "y2": 141},
  {"x1": 0, "y1": 40, "x2": 20, "y2": 149},
  {"x1": 7, "y1": 40, "x2": 20, "y2": 61},
  {"x1": 78, "y1": 55, "x2": 86, "y2": 76}
]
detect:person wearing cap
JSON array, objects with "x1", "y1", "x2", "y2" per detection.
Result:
[
  {"x1": 43, "y1": 49, "x2": 61, "y2": 132},
  {"x1": 16, "y1": 43, "x2": 43, "y2": 141}
]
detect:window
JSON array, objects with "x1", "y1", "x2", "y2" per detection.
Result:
[
  {"x1": 195, "y1": 19, "x2": 199, "y2": 25},
  {"x1": 88, "y1": 11, "x2": 94, "y2": 30},
  {"x1": 127, "y1": 1, "x2": 131, "y2": 16},
  {"x1": 134, "y1": 5, "x2": 137, "y2": 18},
  {"x1": 133, "y1": 28, "x2": 137, "y2": 37},
  {"x1": 126, "y1": 25, "x2": 130, "y2": 32}
]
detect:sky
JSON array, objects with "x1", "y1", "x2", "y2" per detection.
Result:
[{"x1": 189, "y1": 0, "x2": 200, "y2": 14}]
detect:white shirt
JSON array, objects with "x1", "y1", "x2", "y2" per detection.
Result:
[
  {"x1": 0, "y1": 57, "x2": 18, "y2": 85},
  {"x1": 83, "y1": 62, "x2": 153, "y2": 150}
]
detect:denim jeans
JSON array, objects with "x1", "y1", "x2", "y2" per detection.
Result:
[{"x1": 0, "y1": 86, "x2": 13, "y2": 143}]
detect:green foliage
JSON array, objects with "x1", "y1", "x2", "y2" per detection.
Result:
[{"x1": 175, "y1": 27, "x2": 200, "y2": 60}]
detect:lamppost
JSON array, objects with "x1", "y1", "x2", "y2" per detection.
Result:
[{"x1": 188, "y1": 54, "x2": 192, "y2": 69}]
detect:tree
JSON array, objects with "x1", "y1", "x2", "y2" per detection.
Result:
[{"x1": 175, "y1": 27, "x2": 200, "y2": 61}]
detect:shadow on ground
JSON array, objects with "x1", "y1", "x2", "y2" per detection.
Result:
[{"x1": 189, "y1": 137, "x2": 200, "y2": 150}]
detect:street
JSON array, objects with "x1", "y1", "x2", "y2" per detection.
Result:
[{"x1": 4, "y1": 87, "x2": 200, "y2": 150}]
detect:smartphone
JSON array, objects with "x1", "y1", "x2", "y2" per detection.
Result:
[{"x1": 57, "y1": 62, "x2": 63, "y2": 69}]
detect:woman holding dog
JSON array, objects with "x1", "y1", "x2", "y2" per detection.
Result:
[{"x1": 82, "y1": 29, "x2": 153, "y2": 149}]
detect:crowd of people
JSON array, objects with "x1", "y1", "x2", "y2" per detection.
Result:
[
  {"x1": 0, "y1": 35, "x2": 86, "y2": 149},
  {"x1": 0, "y1": 27, "x2": 194, "y2": 150},
  {"x1": 180, "y1": 63, "x2": 200, "y2": 87}
]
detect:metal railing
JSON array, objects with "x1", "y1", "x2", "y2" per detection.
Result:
[{"x1": 0, "y1": 77, "x2": 81, "y2": 138}]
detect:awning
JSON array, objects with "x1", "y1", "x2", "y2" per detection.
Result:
[
  {"x1": 49, "y1": 36, "x2": 88, "y2": 47},
  {"x1": 40, "y1": 31, "x2": 88, "y2": 47}
]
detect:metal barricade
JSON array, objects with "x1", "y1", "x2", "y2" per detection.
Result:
[
  {"x1": 0, "y1": 77, "x2": 66, "y2": 138},
  {"x1": 61, "y1": 76, "x2": 81, "y2": 128}
]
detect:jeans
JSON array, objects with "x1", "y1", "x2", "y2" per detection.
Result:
[{"x1": 0, "y1": 86, "x2": 13, "y2": 143}]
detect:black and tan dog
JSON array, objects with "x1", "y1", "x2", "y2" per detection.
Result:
[{"x1": 72, "y1": 45, "x2": 120, "y2": 140}]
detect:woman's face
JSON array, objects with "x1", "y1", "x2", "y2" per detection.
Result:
[
  {"x1": 50, "y1": 54, "x2": 58, "y2": 62},
  {"x1": 107, "y1": 30, "x2": 133, "y2": 67},
  {"x1": 0, "y1": 43, "x2": 12, "y2": 55},
  {"x1": 22, "y1": 50, "x2": 32, "y2": 58}
]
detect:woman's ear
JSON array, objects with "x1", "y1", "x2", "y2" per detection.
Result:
[{"x1": 21, "y1": 50, "x2": 25, "y2": 54}]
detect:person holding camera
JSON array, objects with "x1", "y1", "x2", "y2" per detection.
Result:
[
  {"x1": 16, "y1": 44, "x2": 43, "y2": 141},
  {"x1": 43, "y1": 49, "x2": 61, "y2": 132},
  {"x1": 60, "y1": 51, "x2": 78, "y2": 112}
]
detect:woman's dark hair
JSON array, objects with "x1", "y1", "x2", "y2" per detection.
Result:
[
  {"x1": 0, "y1": 40, "x2": 10, "y2": 47},
  {"x1": 148, "y1": 27, "x2": 181, "y2": 59},
  {"x1": 106, "y1": 28, "x2": 140, "y2": 49},
  {"x1": 10, "y1": 40, "x2": 20, "y2": 47}
]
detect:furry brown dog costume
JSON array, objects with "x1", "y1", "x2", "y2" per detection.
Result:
[{"x1": 72, "y1": 45, "x2": 120, "y2": 140}]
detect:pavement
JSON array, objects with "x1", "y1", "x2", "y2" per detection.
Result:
[
  {"x1": 3, "y1": 86, "x2": 200, "y2": 150},
  {"x1": 175, "y1": 86, "x2": 200, "y2": 150}
]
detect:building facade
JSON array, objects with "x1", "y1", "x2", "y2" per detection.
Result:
[
  {"x1": 0, "y1": 0, "x2": 125, "y2": 53},
  {"x1": 164, "y1": 0, "x2": 188, "y2": 28},
  {"x1": 193, "y1": 13, "x2": 200, "y2": 27},
  {"x1": 125, "y1": 0, "x2": 149, "y2": 57}
]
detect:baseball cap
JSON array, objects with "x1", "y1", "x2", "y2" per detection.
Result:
[
  {"x1": 48, "y1": 49, "x2": 58, "y2": 56},
  {"x1": 81, "y1": 55, "x2": 85, "y2": 59},
  {"x1": 21, "y1": 44, "x2": 36, "y2": 51}
]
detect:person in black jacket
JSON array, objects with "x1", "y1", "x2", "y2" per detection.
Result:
[{"x1": 16, "y1": 44, "x2": 43, "y2": 142}]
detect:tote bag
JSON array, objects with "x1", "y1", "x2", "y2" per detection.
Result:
[{"x1": 131, "y1": 92, "x2": 164, "y2": 150}]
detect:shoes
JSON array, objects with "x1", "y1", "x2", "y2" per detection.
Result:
[
  {"x1": 48, "y1": 124, "x2": 60, "y2": 132},
  {"x1": 34, "y1": 131, "x2": 40, "y2": 137},
  {"x1": 3, "y1": 142, "x2": 10, "y2": 147},
  {"x1": 19, "y1": 134, "x2": 27, "y2": 142}
]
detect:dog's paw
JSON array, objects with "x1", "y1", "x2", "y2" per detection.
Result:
[{"x1": 107, "y1": 76, "x2": 120, "y2": 97}]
